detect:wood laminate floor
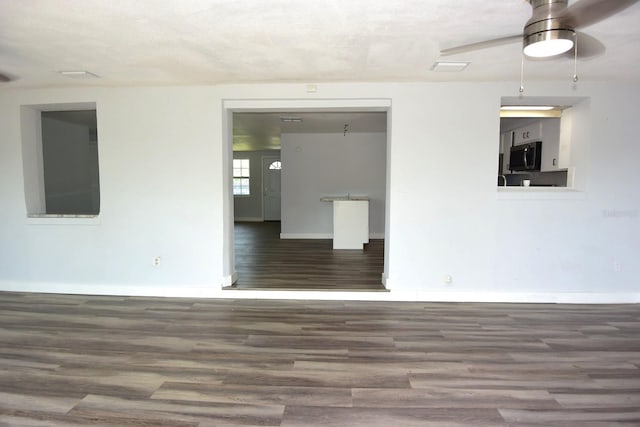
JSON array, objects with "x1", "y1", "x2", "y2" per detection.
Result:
[
  {"x1": 232, "y1": 221, "x2": 385, "y2": 291},
  {"x1": 1, "y1": 292, "x2": 640, "y2": 426}
]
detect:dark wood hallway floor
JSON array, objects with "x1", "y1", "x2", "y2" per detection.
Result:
[
  {"x1": 1, "y1": 292, "x2": 639, "y2": 426},
  {"x1": 231, "y1": 221, "x2": 385, "y2": 291}
]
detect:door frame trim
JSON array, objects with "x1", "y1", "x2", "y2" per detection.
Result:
[{"x1": 222, "y1": 98, "x2": 392, "y2": 289}]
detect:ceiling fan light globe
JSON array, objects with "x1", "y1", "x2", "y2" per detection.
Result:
[
  {"x1": 523, "y1": 29, "x2": 574, "y2": 57},
  {"x1": 524, "y1": 38, "x2": 573, "y2": 57}
]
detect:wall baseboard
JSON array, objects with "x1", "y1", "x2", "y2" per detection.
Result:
[
  {"x1": 381, "y1": 272, "x2": 389, "y2": 288},
  {"x1": 0, "y1": 281, "x2": 224, "y2": 298},
  {"x1": 234, "y1": 217, "x2": 263, "y2": 222},
  {"x1": 280, "y1": 233, "x2": 332, "y2": 239},
  {"x1": 1, "y1": 281, "x2": 638, "y2": 304},
  {"x1": 280, "y1": 232, "x2": 385, "y2": 239},
  {"x1": 222, "y1": 272, "x2": 237, "y2": 287}
]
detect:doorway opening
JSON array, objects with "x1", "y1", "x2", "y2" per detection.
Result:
[{"x1": 222, "y1": 100, "x2": 391, "y2": 291}]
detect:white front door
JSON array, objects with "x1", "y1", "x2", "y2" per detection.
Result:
[{"x1": 262, "y1": 157, "x2": 281, "y2": 221}]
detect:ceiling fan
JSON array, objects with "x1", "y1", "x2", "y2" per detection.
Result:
[
  {"x1": 441, "y1": 0, "x2": 639, "y2": 59},
  {"x1": 0, "y1": 72, "x2": 13, "y2": 83}
]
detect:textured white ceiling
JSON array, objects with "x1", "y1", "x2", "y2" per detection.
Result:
[{"x1": 2, "y1": 0, "x2": 640, "y2": 88}]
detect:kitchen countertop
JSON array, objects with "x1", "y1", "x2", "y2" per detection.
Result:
[
  {"x1": 497, "y1": 186, "x2": 585, "y2": 200},
  {"x1": 498, "y1": 185, "x2": 574, "y2": 191},
  {"x1": 321, "y1": 196, "x2": 370, "y2": 202}
]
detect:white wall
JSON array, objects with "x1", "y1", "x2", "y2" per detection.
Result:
[
  {"x1": 281, "y1": 131, "x2": 386, "y2": 238},
  {"x1": 0, "y1": 81, "x2": 638, "y2": 302},
  {"x1": 1, "y1": 87, "x2": 222, "y2": 293}
]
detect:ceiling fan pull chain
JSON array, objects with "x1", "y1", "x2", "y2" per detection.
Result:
[
  {"x1": 572, "y1": 31, "x2": 579, "y2": 83},
  {"x1": 519, "y1": 51, "x2": 525, "y2": 94}
]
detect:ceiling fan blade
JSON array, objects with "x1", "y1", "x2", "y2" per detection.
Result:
[
  {"x1": 560, "y1": 0, "x2": 640, "y2": 29},
  {"x1": 572, "y1": 31, "x2": 606, "y2": 58},
  {"x1": 440, "y1": 34, "x2": 522, "y2": 56},
  {"x1": 0, "y1": 72, "x2": 12, "y2": 82}
]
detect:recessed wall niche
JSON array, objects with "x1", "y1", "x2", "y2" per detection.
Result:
[{"x1": 21, "y1": 103, "x2": 100, "y2": 216}]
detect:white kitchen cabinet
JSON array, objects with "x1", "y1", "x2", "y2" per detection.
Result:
[
  {"x1": 500, "y1": 131, "x2": 513, "y2": 174},
  {"x1": 513, "y1": 121, "x2": 542, "y2": 145},
  {"x1": 332, "y1": 199, "x2": 369, "y2": 249},
  {"x1": 539, "y1": 117, "x2": 572, "y2": 172},
  {"x1": 540, "y1": 118, "x2": 560, "y2": 171}
]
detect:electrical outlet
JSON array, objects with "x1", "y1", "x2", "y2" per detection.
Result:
[
  {"x1": 444, "y1": 274, "x2": 453, "y2": 285},
  {"x1": 613, "y1": 261, "x2": 621, "y2": 273},
  {"x1": 153, "y1": 256, "x2": 161, "y2": 267}
]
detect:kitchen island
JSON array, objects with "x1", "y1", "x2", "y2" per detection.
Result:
[{"x1": 320, "y1": 196, "x2": 369, "y2": 249}]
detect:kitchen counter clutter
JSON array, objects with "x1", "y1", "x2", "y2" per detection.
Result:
[
  {"x1": 497, "y1": 167, "x2": 582, "y2": 199},
  {"x1": 497, "y1": 168, "x2": 575, "y2": 188},
  {"x1": 499, "y1": 169, "x2": 569, "y2": 188},
  {"x1": 321, "y1": 195, "x2": 369, "y2": 250}
]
